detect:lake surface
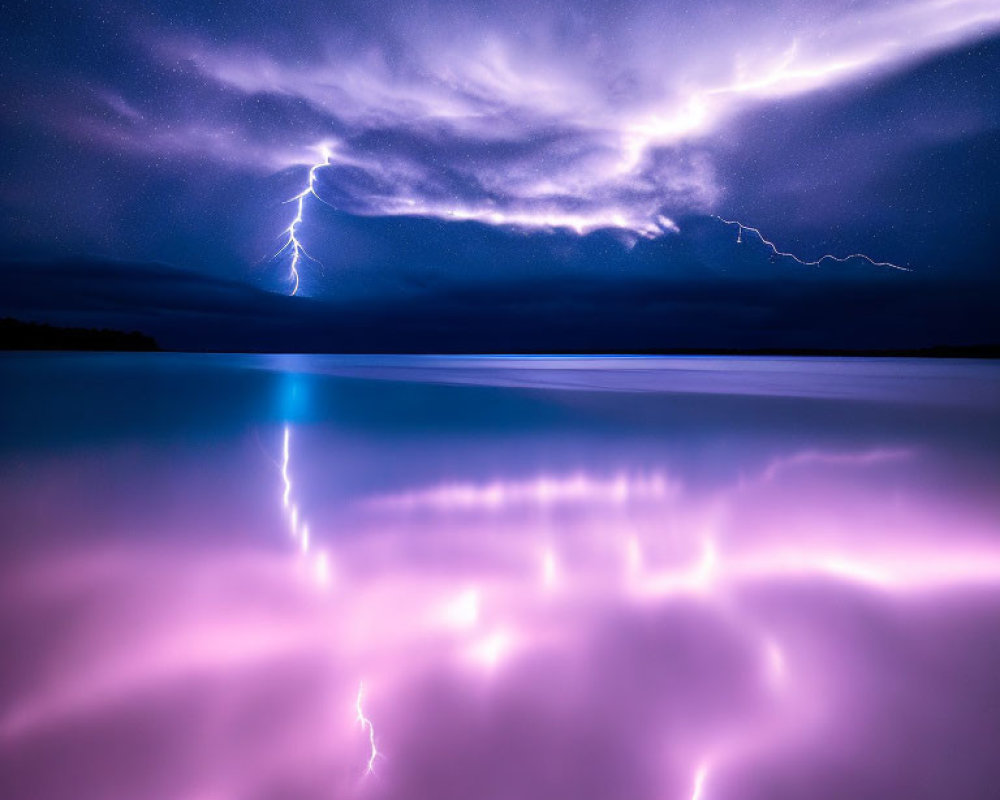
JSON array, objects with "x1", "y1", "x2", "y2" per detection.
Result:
[{"x1": 2, "y1": 354, "x2": 999, "y2": 800}]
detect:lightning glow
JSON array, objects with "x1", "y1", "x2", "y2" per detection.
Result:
[
  {"x1": 441, "y1": 588, "x2": 480, "y2": 628},
  {"x1": 542, "y1": 547, "x2": 558, "y2": 589},
  {"x1": 763, "y1": 637, "x2": 786, "y2": 688},
  {"x1": 714, "y1": 216, "x2": 909, "y2": 271},
  {"x1": 369, "y1": 471, "x2": 677, "y2": 512},
  {"x1": 690, "y1": 763, "x2": 710, "y2": 800},
  {"x1": 270, "y1": 164, "x2": 913, "y2": 292},
  {"x1": 314, "y1": 549, "x2": 331, "y2": 585},
  {"x1": 8, "y1": 429, "x2": 1000, "y2": 796},
  {"x1": 274, "y1": 147, "x2": 333, "y2": 296},
  {"x1": 467, "y1": 629, "x2": 515, "y2": 670},
  {"x1": 355, "y1": 681, "x2": 379, "y2": 775},
  {"x1": 277, "y1": 425, "x2": 329, "y2": 585},
  {"x1": 281, "y1": 427, "x2": 292, "y2": 509}
]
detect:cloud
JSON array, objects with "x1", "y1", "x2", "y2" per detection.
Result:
[
  {"x1": 119, "y1": 0, "x2": 1000, "y2": 237},
  {"x1": 1, "y1": 0, "x2": 998, "y2": 298}
]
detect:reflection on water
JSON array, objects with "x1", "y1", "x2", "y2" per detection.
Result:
[{"x1": 1, "y1": 355, "x2": 999, "y2": 800}]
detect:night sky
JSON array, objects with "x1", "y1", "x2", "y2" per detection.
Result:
[{"x1": 2, "y1": 0, "x2": 998, "y2": 351}]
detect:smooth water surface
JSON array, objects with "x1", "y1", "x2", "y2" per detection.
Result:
[{"x1": 2, "y1": 354, "x2": 999, "y2": 800}]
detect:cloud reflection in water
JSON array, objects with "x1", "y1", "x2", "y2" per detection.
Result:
[{"x1": 1, "y1": 356, "x2": 999, "y2": 799}]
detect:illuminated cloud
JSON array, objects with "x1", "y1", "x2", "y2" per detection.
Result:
[
  {"x1": 2, "y1": 0, "x2": 998, "y2": 306},
  {"x1": 2, "y1": 357, "x2": 999, "y2": 798},
  {"x1": 5, "y1": 437, "x2": 1000, "y2": 797},
  {"x1": 135, "y1": 0, "x2": 1000, "y2": 240}
]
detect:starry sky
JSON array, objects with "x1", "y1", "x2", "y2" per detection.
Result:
[{"x1": 1, "y1": 0, "x2": 998, "y2": 351}]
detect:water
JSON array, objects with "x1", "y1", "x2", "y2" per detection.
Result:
[{"x1": 1, "y1": 354, "x2": 999, "y2": 800}]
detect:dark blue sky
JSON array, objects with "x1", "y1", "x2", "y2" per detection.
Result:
[{"x1": 1, "y1": 0, "x2": 998, "y2": 350}]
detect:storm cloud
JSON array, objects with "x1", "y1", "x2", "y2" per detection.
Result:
[{"x1": 1, "y1": 0, "x2": 998, "y2": 343}]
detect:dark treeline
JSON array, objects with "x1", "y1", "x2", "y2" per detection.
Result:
[{"x1": 0, "y1": 318, "x2": 160, "y2": 351}]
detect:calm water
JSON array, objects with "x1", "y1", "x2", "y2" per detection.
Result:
[{"x1": 2, "y1": 354, "x2": 1000, "y2": 800}]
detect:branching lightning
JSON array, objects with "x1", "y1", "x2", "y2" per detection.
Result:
[
  {"x1": 356, "y1": 681, "x2": 379, "y2": 775},
  {"x1": 714, "y1": 216, "x2": 909, "y2": 272},
  {"x1": 275, "y1": 147, "x2": 334, "y2": 296},
  {"x1": 270, "y1": 139, "x2": 911, "y2": 293}
]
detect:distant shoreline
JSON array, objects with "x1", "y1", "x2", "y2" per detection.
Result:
[
  {"x1": 511, "y1": 345, "x2": 1000, "y2": 359},
  {"x1": 1, "y1": 317, "x2": 996, "y2": 358}
]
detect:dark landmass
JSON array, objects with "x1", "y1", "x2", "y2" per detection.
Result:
[
  {"x1": 0, "y1": 318, "x2": 160, "y2": 352},
  {"x1": 3, "y1": 258, "x2": 1000, "y2": 355},
  {"x1": 1, "y1": 316, "x2": 995, "y2": 357}
]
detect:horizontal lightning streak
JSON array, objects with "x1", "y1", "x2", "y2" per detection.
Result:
[
  {"x1": 272, "y1": 139, "x2": 911, "y2": 294},
  {"x1": 714, "y1": 216, "x2": 909, "y2": 272}
]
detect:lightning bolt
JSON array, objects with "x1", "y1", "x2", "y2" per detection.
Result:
[
  {"x1": 280, "y1": 425, "x2": 304, "y2": 542},
  {"x1": 690, "y1": 763, "x2": 709, "y2": 800},
  {"x1": 356, "y1": 681, "x2": 379, "y2": 775},
  {"x1": 275, "y1": 147, "x2": 334, "y2": 296},
  {"x1": 714, "y1": 216, "x2": 909, "y2": 271},
  {"x1": 278, "y1": 425, "x2": 325, "y2": 567},
  {"x1": 281, "y1": 426, "x2": 292, "y2": 509},
  {"x1": 270, "y1": 140, "x2": 909, "y2": 290}
]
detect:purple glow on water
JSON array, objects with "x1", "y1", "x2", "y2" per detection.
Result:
[{"x1": 1, "y1": 355, "x2": 999, "y2": 799}]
